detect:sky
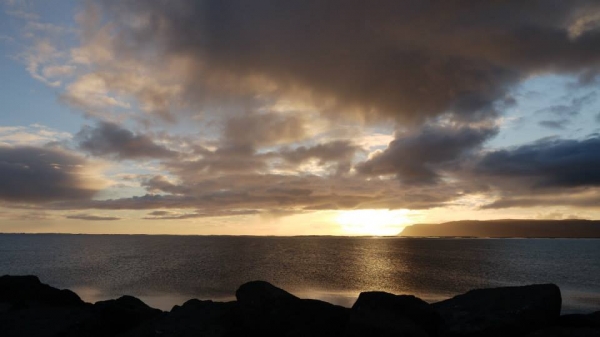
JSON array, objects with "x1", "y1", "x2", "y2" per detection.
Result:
[{"x1": 1, "y1": 0, "x2": 600, "y2": 235}]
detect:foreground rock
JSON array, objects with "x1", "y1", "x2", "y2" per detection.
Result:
[
  {"x1": 236, "y1": 280, "x2": 350, "y2": 336},
  {"x1": 349, "y1": 291, "x2": 442, "y2": 336},
  {"x1": 0, "y1": 275, "x2": 84, "y2": 309},
  {"x1": 1, "y1": 275, "x2": 599, "y2": 337},
  {"x1": 433, "y1": 284, "x2": 562, "y2": 337}
]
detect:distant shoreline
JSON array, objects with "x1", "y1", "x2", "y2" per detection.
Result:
[
  {"x1": 400, "y1": 219, "x2": 600, "y2": 238},
  {"x1": 1, "y1": 232, "x2": 600, "y2": 239}
]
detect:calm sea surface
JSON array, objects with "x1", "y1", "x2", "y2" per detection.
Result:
[{"x1": 0, "y1": 234, "x2": 599, "y2": 313}]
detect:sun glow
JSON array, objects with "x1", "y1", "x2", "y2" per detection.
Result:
[{"x1": 335, "y1": 209, "x2": 412, "y2": 236}]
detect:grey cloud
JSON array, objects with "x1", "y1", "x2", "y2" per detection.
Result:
[
  {"x1": 93, "y1": 1, "x2": 600, "y2": 125},
  {"x1": 66, "y1": 214, "x2": 121, "y2": 221},
  {"x1": 356, "y1": 124, "x2": 498, "y2": 184},
  {"x1": 0, "y1": 146, "x2": 100, "y2": 202},
  {"x1": 45, "y1": 172, "x2": 462, "y2": 212},
  {"x1": 223, "y1": 112, "x2": 307, "y2": 147},
  {"x1": 535, "y1": 91, "x2": 597, "y2": 117},
  {"x1": 472, "y1": 135, "x2": 600, "y2": 208},
  {"x1": 481, "y1": 192, "x2": 600, "y2": 209},
  {"x1": 476, "y1": 136, "x2": 600, "y2": 189},
  {"x1": 279, "y1": 141, "x2": 361, "y2": 174},
  {"x1": 539, "y1": 119, "x2": 569, "y2": 129},
  {"x1": 280, "y1": 141, "x2": 359, "y2": 164},
  {"x1": 76, "y1": 122, "x2": 177, "y2": 160},
  {"x1": 143, "y1": 209, "x2": 259, "y2": 220},
  {"x1": 147, "y1": 210, "x2": 171, "y2": 216}
]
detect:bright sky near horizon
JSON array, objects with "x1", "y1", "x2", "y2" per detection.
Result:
[{"x1": 1, "y1": 0, "x2": 600, "y2": 235}]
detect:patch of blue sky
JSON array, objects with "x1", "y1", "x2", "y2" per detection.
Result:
[
  {"x1": 0, "y1": 0, "x2": 84, "y2": 133},
  {"x1": 488, "y1": 74, "x2": 600, "y2": 149}
]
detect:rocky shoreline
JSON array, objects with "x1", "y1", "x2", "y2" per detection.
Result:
[{"x1": 0, "y1": 275, "x2": 598, "y2": 337}]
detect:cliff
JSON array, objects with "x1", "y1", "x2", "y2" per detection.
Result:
[{"x1": 400, "y1": 219, "x2": 600, "y2": 238}]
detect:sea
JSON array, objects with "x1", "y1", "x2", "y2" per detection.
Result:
[{"x1": 0, "y1": 234, "x2": 599, "y2": 313}]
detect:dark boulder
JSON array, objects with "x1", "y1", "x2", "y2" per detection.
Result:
[
  {"x1": 433, "y1": 284, "x2": 562, "y2": 337},
  {"x1": 526, "y1": 311, "x2": 600, "y2": 337},
  {"x1": 0, "y1": 275, "x2": 91, "y2": 337},
  {"x1": 236, "y1": 280, "x2": 350, "y2": 337},
  {"x1": 0, "y1": 275, "x2": 84, "y2": 309},
  {"x1": 64, "y1": 295, "x2": 162, "y2": 336},
  {"x1": 122, "y1": 299, "x2": 241, "y2": 337},
  {"x1": 347, "y1": 291, "x2": 441, "y2": 336}
]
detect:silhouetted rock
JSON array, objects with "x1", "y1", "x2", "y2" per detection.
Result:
[
  {"x1": 0, "y1": 275, "x2": 84, "y2": 309},
  {"x1": 0, "y1": 275, "x2": 90, "y2": 337},
  {"x1": 122, "y1": 299, "x2": 241, "y2": 337},
  {"x1": 2, "y1": 275, "x2": 597, "y2": 337},
  {"x1": 236, "y1": 280, "x2": 350, "y2": 336},
  {"x1": 347, "y1": 291, "x2": 442, "y2": 336},
  {"x1": 433, "y1": 284, "x2": 562, "y2": 337},
  {"x1": 526, "y1": 311, "x2": 600, "y2": 337},
  {"x1": 64, "y1": 295, "x2": 162, "y2": 337}
]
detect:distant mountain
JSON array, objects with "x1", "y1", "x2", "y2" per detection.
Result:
[{"x1": 399, "y1": 219, "x2": 600, "y2": 238}]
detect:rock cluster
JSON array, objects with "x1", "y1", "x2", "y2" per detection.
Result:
[{"x1": 1, "y1": 275, "x2": 598, "y2": 337}]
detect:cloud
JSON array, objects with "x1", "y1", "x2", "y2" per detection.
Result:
[
  {"x1": 356, "y1": 123, "x2": 498, "y2": 184},
  {"x1": 279, "y1": 140, "x2": 361, "y2": 174},
  {"x1": 223, "y1": 112, "x2": 308, "y2": 147},
  {"x1": 539, "y1": 119, "x2": 569, "y2": 129},
  {"x1": 0, "y1": 146, "x2": 103, "y2": 202},
  {"x1": 476, "y1": 136, "x2": 600, "y2": 189},
  {"x1": 535, "y1": 91, "x2": 597, "y2": 125},
  {"x1": 142, "y1": 209, "x2": 259, "y2": 220},
  {"x1": 75, "y1": 121, "x2": 178, "y2": 160},
  {"x1": 0, "y1": 124, "x2": 71, "y2": 146},
  {"x1": 78, "y1": 0, "x2": 600, "y2": 126},
  {"x1": 473, "y1": 135, "x2": 600, "y2": 208},
  {"x1": 45, "y1": 170, "x2": 466, "y2": 213},
  {"x1": 66, "y1": 213, "x2": 121, "y2": 221}
]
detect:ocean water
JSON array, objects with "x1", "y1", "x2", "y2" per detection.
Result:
[{"x1": 0, "y1": 234, "x2": 599, "y2": 313}]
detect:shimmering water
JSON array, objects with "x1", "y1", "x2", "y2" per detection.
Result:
[{"x1": 0, "y1": 234, "x2": 599, "y2": 313}]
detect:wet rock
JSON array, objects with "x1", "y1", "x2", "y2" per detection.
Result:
[
  {"x1": 236, "y1": 280, "x2": 350, "y2": 336},
  {"x1": 433, "y1": 284, "x2": 562, "y2": 337},
  {"x1": 347, "y1": 291, "x2": 441, "y2": 337}
]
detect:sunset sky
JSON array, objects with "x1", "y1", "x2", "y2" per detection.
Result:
[{"x1": 1, "y1": 0, "x2": 600, "y2": 235}]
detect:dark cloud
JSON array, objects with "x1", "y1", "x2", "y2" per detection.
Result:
[
  {"x1": 143, "y1": 209, "x2": 259, "y2": 220},
  {"x1": 356, "y1": 124, "x2": 497, "y2": 184},
  {"x1": 280, "y1": 141, "x2": 359, "y2": 164},
  {"x1": 66, "y1": 214, "x2": 121, "y2": 221},
  {"x1": 471, "y1": 135, "x2": 600, "y2": 208},
  {"x1": 279, "y1": 141, "x2": 361, "y2": 174},
  {"x1": 0, "y1": 146, "x2": 101, "y2": 202},
  {"x1": 481, "y1": 192, "x2": 600, "y2": 209},
  {"x1": 76, "y1": 122, "x2": 177, "y2": 160},
  {"x1": 476, "y1": 136, "x2": 600, "y2": 189},
  {"x1": 44, "y1": 172, "x2": 464, "y2": 212},
  {"x1": 94, "y1": 0, "x2": 600, "y2": 125}
]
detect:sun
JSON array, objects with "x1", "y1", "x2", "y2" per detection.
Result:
[{"x1": 335, "y1": 209, "x2": 412, "y2": 236}]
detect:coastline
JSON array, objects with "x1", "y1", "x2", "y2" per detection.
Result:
[{"x1": 1, "y1": 275, "x2": 599, "y2": 337}]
